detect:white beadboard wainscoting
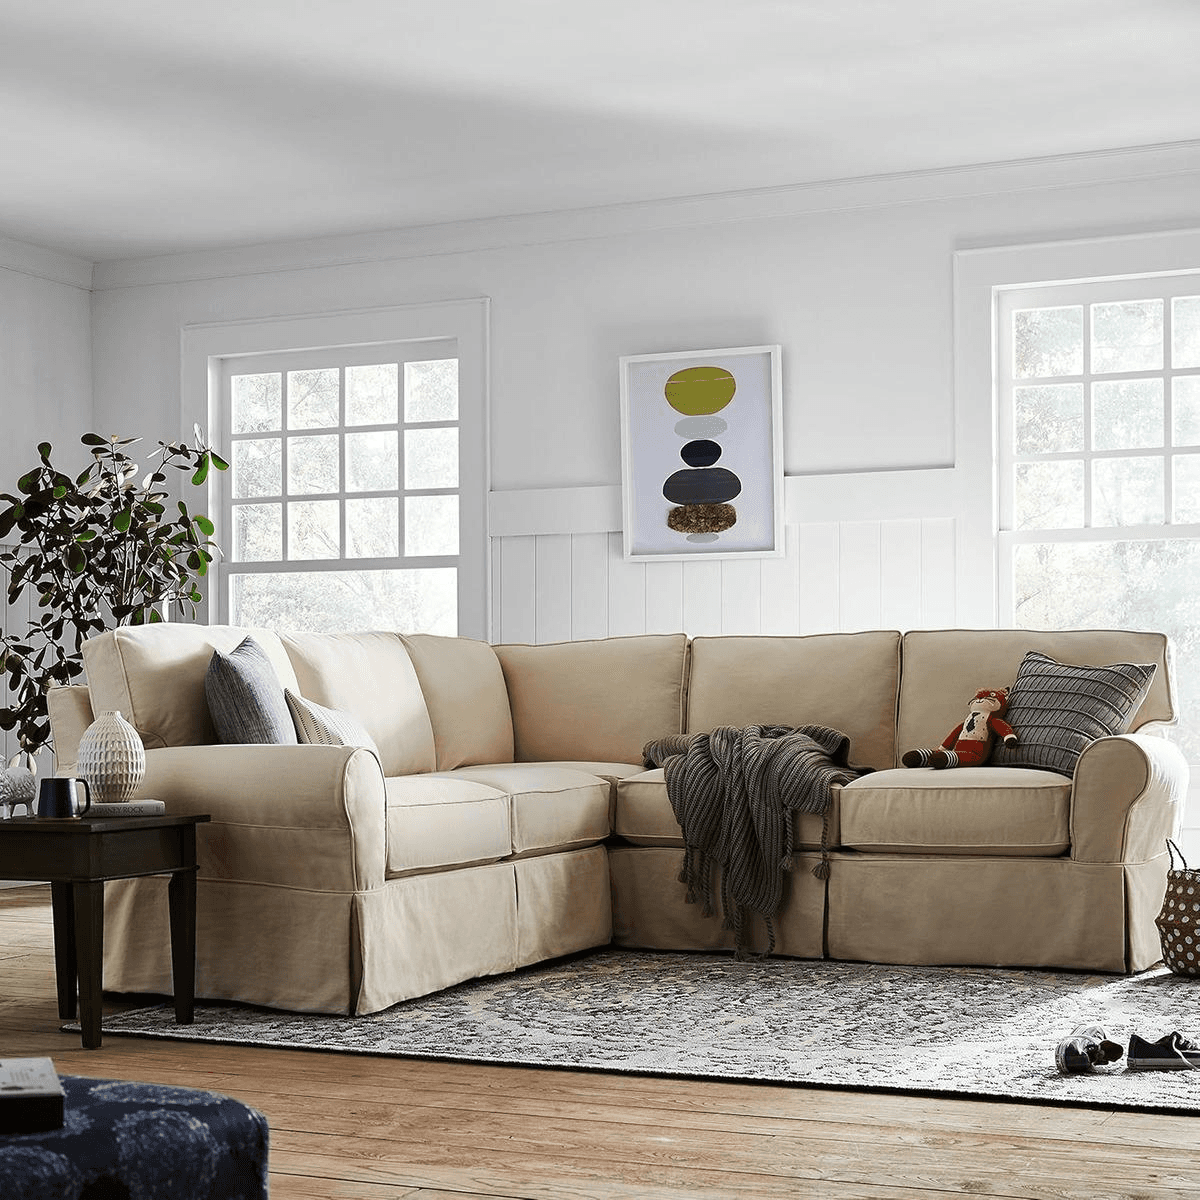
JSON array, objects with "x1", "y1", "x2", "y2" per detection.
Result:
[
  {"x1": 488, "y1": 470, "x2": 961, "y2": 645},
  {"x1": 491, "y1": 520, "x2": 957, "y2": 645}
]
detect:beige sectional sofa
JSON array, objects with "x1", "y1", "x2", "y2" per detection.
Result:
[{"x1": 47, "y1": 625, "x2": 1188, "y2": 1016}]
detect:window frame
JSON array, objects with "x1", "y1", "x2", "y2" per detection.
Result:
[
  {"x1": 181, "y1": 299, "x2": 490, "y2": 639},
  {"x1": 996, "y1": 273, "x2": 1200, "y2": 619},
  {"x1": 953, "y1": 229, "x2": 1200, "y2": 625}
]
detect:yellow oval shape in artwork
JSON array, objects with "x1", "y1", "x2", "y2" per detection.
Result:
[{"x1": 664, "y1": 366, "x2": 736, "y2": 415}]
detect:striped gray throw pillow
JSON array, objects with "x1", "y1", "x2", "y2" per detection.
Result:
[
  {"x1": 205, "y1": 636, "x2": 298, "y2": 745},
  {"x1": 285, "y1": 690, "x2": 379, "y2": 757},
  {"x1": 990, "y1": 650, "x2": 1156, "y2": 777}
]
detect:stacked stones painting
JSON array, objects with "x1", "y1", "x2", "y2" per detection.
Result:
[
  {"x1": 663, "y1": 366, "x2": 741, "y2": 544},
  {"x1": 620, "y1": 346, "x2": 782, "y2": 559}
]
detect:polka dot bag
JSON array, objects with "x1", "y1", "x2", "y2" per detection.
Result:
[{"x1": 1156, "y1": 839, "x2": 1200, "y2": 976}]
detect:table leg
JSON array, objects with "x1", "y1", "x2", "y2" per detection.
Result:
[
  {"x1": 72, "y1": 880, "x2": 105, "y2": 1050},
  {"x1": 49, "y1": 881, "x2": 77, "y2": 1020},
  {"x1": 168, "y1": 867, "x2": 198, "y2": 1024}
]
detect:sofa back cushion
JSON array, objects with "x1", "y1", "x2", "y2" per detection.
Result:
[
  {"x1": 401, "y1": 634, "x2": 514, "y2": 770},
  {"x1": 282, "y1": 631, "x2": 435, "y2": 776},
  {"x1": 82, "y1": 624, "x2": 299, "y2": 750},
  {"x1": 685, "y1": 632, "x2": 901, "y2": 771},
  {"x1": 496, "y1": 635, "x2": 687, "y2": 766},
  {"x1": 897, "y1": 629, "x2": 1176, "y2": 765}
]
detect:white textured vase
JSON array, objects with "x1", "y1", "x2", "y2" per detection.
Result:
[{"x1": 77, "y1": 710, "x2": 146, "y2": 803}]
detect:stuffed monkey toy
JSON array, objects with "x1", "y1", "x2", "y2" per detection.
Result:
[{"x1": 901, "y1": 688, "x2": 1017, "y2": 769}]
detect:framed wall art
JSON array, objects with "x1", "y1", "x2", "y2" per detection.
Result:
[{"x1": 619, "y1": 344, "x2": 783, "y2": 561}]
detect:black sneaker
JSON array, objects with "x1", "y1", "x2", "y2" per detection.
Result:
[
  {"x1": 1055, "y1": 1024, "x2": 1124, "y2": 1074},
  {"x1": 1127, "y1": 1032, "x2": 1200, "y2": 1071}
]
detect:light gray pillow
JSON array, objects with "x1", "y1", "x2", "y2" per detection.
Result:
[
  {"x1": 990, "y1": 650, "x2": 1156, "y2": 777},
  {"x1": 285, "y1": 690, "x2": 379, "y2": 757},
  {"x1": 205, "y1": 635, "x2": 298, "y2": 745}
]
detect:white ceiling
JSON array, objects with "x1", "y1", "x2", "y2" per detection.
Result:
[{"x1": 3, "y1": 0, "x2": 1200, "y2": 263}]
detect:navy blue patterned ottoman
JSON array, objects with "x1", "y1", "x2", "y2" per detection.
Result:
[{"x1": 0, "y1": 1075, "x2": 269, "y2": 1199}]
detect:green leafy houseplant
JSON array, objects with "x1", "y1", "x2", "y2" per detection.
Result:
[{"x1": 0, "y1": 431, "x2": 228, "y2": 754}]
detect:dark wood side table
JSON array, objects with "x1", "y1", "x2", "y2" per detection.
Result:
[{"x1": 0, "y1": 814, "x2": 210, "y2": 1049}]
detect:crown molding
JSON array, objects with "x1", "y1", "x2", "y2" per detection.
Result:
[
  {"x1": 89, "y1": 138, "x2": 1200, "y2": 293},
  {"x1": 0, "y1": 233, "x2": 93, "y2": 290}
]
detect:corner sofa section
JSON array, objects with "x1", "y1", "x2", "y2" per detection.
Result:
[
  {"x1": 49, "y1": 626, "x2": 687, "y2": 1014},
  {"x1": 47, "y1": 625, "x2": 1187, "y2": 1016}
]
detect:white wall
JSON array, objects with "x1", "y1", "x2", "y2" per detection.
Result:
[
  {"x1": 87, "y1": 148, "x2": 1200, "y2": 643},
  {"x1": 0, "y1": 239, "x2": 93, "y2": 764},
  {"x1": 0, "y1": 249, "x2": 93, "y2": 487}
]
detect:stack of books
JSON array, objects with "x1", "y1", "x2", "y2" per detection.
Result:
[
  {"x1": 89, "y1": 799, "x2": 166, "y2": 817},
  {"x1": 0, "y1": 1058, "x2": 64, "y2": 1133}
]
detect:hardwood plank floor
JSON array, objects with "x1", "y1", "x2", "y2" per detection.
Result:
[{"x1": 1, "y1": 884, "x2": 1196, "y2": 1199}]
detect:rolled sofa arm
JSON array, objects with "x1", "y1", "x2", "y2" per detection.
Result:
[
  {"x1": 135, "y1": 744, "x2": 387, "y2": 892},
  {"x1": 1070, "y1": 733, "x2": 1189, "y2": 864}
]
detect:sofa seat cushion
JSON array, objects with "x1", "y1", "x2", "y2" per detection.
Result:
[
  {"x1": 439, "y1": 764, "x2": 611, "y2": 856},
  {"x1": 614, "y1": 768, "x2": 839, "y2": 851},
  {"x1": 538, "y1": 760, "x2": 643, "y2": 816},
  {"x1": 384, "y1": 775, "x2": 510, "y2": 877},
  {"x1": 547, "y1": 761, "x2": 643, "y2": 782},
  {"x1": 838, "y1": 767, "x2": 1071, "y2": 856}
]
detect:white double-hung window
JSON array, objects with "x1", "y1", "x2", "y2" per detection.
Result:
[
  {"x1": 997, "y1": 274, "x2": 1200, "y2": 765},
  {"x1": 219, "y1": 344, "x2": 461, "y2": 633},
  {"x1": 186, "y1": 300, "x2": 489, "y2": 640}
]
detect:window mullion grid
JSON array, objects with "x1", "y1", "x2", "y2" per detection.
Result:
[
  {"x1": 219, "y1": 368, "x2": 233, "y2": 623},
  {"x1": 398, "y1": 370, "x2": 407, "y2": 561},
  {"x1": 1006, "y1": 523, "x2": 1200, "y2": 545},
  {"x1": 227, "y1": 554, "x2": 456, "y2": 575},
  {"x1": 1165, "y1": 297, "x2": 1175, "y2": 525},
  {"x1": 997, "y1": 304, "x2": 1013, "y2": 533},
  {"x1": 280, "y1": 374, "x2": 291, "y2": 563},
  {"x1": 1082, "y1": 305, "x2": 1094, "y2": 528},
  {"x1": 220, "y1": 347, "x2": 464, "y2": 633},
  {"x1": 338, "y1": 367, "x2": 347, "y2": 561}
]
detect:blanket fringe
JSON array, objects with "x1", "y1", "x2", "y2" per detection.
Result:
[{"x1": 812, "y1": 807, "x2": 833, "y2": 879}]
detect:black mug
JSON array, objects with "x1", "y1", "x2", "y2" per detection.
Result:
[{"x1": 37, "y1": 777, "x2": 91, "y2": 819}]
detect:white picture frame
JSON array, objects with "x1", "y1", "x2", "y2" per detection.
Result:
[{"x1": 619, "y1": 344, "x2": 784, "y2": 561}]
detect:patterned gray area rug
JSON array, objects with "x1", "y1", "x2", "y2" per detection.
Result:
[{"x1": 89, "y1": 951, "x2": 1200, "y2": 1113}]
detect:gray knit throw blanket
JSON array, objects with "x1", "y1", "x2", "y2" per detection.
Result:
[{"x1": 642, "y1": 724, "x2": 870, "y2": 959}]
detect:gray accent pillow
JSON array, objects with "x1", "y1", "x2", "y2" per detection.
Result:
[
  {"x1": 285, "y1": 690, "x2": 380, "y2": 757},
  {"x1": 205, "y1": 635, "x2": 298, "y2": 745},
  {"x1": 990, "y1": 650, "x2": 1156, "y2": 777}
]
